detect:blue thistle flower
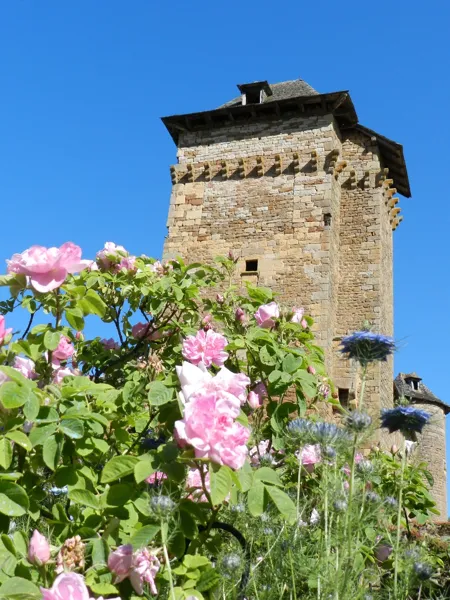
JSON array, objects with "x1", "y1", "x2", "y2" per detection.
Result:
[
  {"x1": 365, "y1": 491, "x2": 380, "y2": 503},
  {"x1": 384, "y1": 496, "x2": 398, "y2": 509},
  {"x1": 322, "y1": 445, "x2": 337, "y2": 460},
  {"x1": 356, "y1": 459, "x2": 374, "y2": 477},
  {"x1": 413, "y1": 562, "x2": 433, "y2": 580},
  {"x1": 345, "y1": 411, "x2": 372, "y2": 432},
  {"x1": 221, "y1": 553, "x2": 242, "y2": 574},
  {"x1": 340, "y1": 331, "x2": 395, "y2": 365},
  {"x1": 380, "y1": 406, "x2": 430, "y2": 435},
  {"x1": 311, "y1": 422, "x2": 341, "y2": 445},
  {"x1": 333, "y1": 499, "x2": 347, "y2": 512},
  {"x1": 150, "y1": 495, "x2": 175, "y2": 517},
  {"x1": 287, "y1": 418, "x2": 315, "y2": 443}
]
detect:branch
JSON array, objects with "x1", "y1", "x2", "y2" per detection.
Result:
[{"x1": 20, "y1": 305, "x2": 41, "y2": 340}]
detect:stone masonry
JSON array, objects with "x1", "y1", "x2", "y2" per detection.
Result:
[{"x1": 161, "y1": 79, "x2": 446, "y2": 518}]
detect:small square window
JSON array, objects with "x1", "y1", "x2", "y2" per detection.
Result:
[
  {"x1": 324, "y1": 213, "x2": 332, "y2": 227},
  {"x1": 245, "y1": 259, "x2": 258, "y2": 272},
  {"x1": 338, "y1": 388, "x2": 349, "y2": 409}
]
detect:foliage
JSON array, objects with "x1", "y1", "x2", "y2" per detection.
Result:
[{"x1": 0, "y1": 244, "x2": 445, "y2": 599}]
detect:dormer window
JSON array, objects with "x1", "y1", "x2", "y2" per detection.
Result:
[
  {"x1": 237, "y1": 81, "x2": 273, "y2": 106},
  {"x1": 404, "y1": 375, "x2": 421, "y2": 391}
]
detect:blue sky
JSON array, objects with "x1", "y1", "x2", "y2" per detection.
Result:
[{"x1": 1, "y1": 1, "x2": 449, "y2": 509}]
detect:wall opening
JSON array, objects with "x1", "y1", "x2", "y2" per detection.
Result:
[
  {"x1": 245, "y1": 259, "x2": 258, "y2": 272},
  {"x1": 338, "y1": 388, "x2": 349, "y2": 409},
  {"x1": 324, "y1": 213, "x2": 332, "y2": 227}
]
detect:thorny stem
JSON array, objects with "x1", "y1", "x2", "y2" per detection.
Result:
[{"x1": 21, "y1": 304, "x2": 41, "y2": 339}]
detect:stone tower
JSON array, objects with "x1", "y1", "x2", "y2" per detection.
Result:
[
  {"x1": 394, "y1": 373, "x2": 449, "y2": 518},
  {"x1": 162, "y1": 78, "x2": 410, "y2": 419},
  {"x1": 161, "y1": 79, "x2": 450, "y2": 515}
]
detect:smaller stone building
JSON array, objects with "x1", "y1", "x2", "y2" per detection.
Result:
[{"x1": 394, "y1": 373, "x2": 449, "y2": 519}]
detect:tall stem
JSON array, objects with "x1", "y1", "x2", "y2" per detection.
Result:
[
  {"x1": 394, "y1": 438, "x2": 407, "y2": 598},
  {"x1": 161, "y1": 520, "x2": 176, "y2": 600},
  {"x1": 296, "y1": 446, "x2": 303, "y2": 522},
  {"x1": 358, "y1": 363, "x2": 368, "y2": 411}
]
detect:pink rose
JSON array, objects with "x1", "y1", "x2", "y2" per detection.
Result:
[
  {"x1": 101, "y1": 338, "x2": 120, "y2": 351},
  {"x1": 13, "y1": 356, "x2": 36, "y2": 379},
  {"x1": 53, "y1": 366, "x2": 74, "y2": 384},
  {"x1": 96, "y1": 242, "x2": 128, "y2": 270},
  {"x1": 296, "y1": 444, "x2": 321, "y2": 473},
  {"x1": 115, "y1": 255, "x2": 137, "y2": 272},
  {"x1": 131, "y1": 322, "x2": 162, "y2": 341},
  {"x1": 213, "y1": 367, "x2": 250, "y2": 405},
  {"x1": 235, "y1": 307, "x2": 246, "y2": 323},
  {"x1": 254, "y1": 302, "x2": 280, "y2": 328},
  {"x1": 146, "y1": 471, "x2": 168, "y2": 485},
  {"x1": 28, "y1": 530, "x2": 51, "y2": 565},
  {"x1": 40, "y1": 572, "x2": 90, "y2": 600},
  {"x1": 248, "y1": 382, "x2": 267, "y2": 409},
  {"x1": 0, "y1": 316, "x2": 12, "y2": 345},
  {"x1": 53, "y1": 336, "x2": 74, "y2": 362},
  {"x1": 248, "y1": 391, "x2": 261, "y2": 410},
  {"x1": 291, "y1": 307, "x2": 305, "y2": 324},
  {"x1": 186, "y1": 468, "x2": 210, "y2": 502},
  {"x1": 307, "y1": 365, "x2": 316, "y2": 375},
  {"x1": 108, "y1": 544, "x2": 133, "y2": 583},
  {"x1": 301, "y1": 318, "x2": 308, "y2": 328},
  {"x1": 149, "y1": 260, "x2": 163, "y2": 274},
  {"x1": 7, "y1": 242, "x2": 90, "y2": 293},
  {"x1": 182, "y1": 329, "x2": 229, "y2": 368},
  {"x1": 129, "y1": 548, "x2": 160, "y2": 595},
  {"x1": 174, "y1": 385, "x2": 250, "y2": 470},
  {"x1": 176, "y1": 362, "x2": 212, "y2": 404}
]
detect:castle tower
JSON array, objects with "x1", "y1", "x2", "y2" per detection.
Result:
[
  {"x1": 162, "y1": 78, "x2": 410, "y2": 431},
  {"x1": 394, "y1": 373, "x2": 449, "y2": 518}
]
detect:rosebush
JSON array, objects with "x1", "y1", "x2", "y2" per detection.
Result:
[{"x1": 0, "y1": 242, "x2": 444, "y2": 599}]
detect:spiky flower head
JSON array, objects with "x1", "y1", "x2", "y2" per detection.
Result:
[
  {"x1": 221, "y1": 553, "x2": 242, "y2": 574},
  {"x1": 333, "y1": 499, "x2": 347, "y2": 512},
  {"x1": 356, "y1": 459, "x2": 374, "y2": 477},
  {"x1": 384, "y1": 496, "x2": 398, "y2": 509},
  {"x1": 365, "y1": 491, "x2": 380, "y2": 503},
  {"x1": 413, "y1": 562, "x2": 433, "y2": 580},
  {"x1": 322, "y1": 445, "x2": 337, "y2": 461},
  {"x1": 340, "y1": 331, "x2": 395, "y2": 365},
  {"x1": 380, "y1": 406, "x2": 430, "y2": 436},
  {"x1": 287, "y1": 418, "x2": 315, "y2": 444},
  {"x1": 150, "y1": 495, "x2": 175, "y2": 517},
  {"x1": 345, "y1": 411, "x2": 372, "y2": 433}
]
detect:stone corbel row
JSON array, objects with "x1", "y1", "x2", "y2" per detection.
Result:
[{"x1": 382, "y1": 174, "x2": 403, "y2": 231}]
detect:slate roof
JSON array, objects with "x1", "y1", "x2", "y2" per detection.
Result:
[
  {"x1": 394, "y1": 373, "x2": 450, "y2": 413},
  {"x1": 220, "y1": 79, "x2": 319, "y2": 108}
]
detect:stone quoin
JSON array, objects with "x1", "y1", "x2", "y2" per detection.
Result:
[{"x1": 161, "y1": 78, "x2": 447, "y2": 518}]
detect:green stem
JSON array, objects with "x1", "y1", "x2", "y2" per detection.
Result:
[
  {"x1": 161, "y1": 520, "x2": 176, "y2": 600},
  {"x1": 324, "y1": 463, "x2": 330, "y2": 559},
  {"x1": 358, "y1": 363, "x2": 368, "y2": 411},
  {"x1": 289, "y1": 549, "x2": 297, "y2": 600},
  {"x1": 394, "y1": 439, "x2": 407, "y2": 598}
]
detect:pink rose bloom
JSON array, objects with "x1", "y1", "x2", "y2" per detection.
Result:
[
  {"x1": 248, "y1": 381, "x2": 267, "y2": 409},
  {"x1": 254, "y1": 302, "x2": 280, "y2": 328},
  {"x1": 40, "y1": 572, "x2": 90, "y2": 600},
  {"x1": 176, "y1": 362, "x2": 212, "y2": 404},
  {"x1": 291, "y1": 307, "x2": 305, "y2": 323},
  {"x1": 296, "y1": 444, "x2": 321, "y2": 473},
  {"x1": 182, "y1": 329, "x2": 229, "y2": 368},
  {"x1": 132, "y1": 322, "x2": 150, "y2": 339},
  {"x1": 53, "y1": 366, "x2": 74, "y2": 384},
  {"x1": 149, "y1": 260, "x2": 163, "y2": 274},
  {"x1": 53, "y1": 336, "x2": 74, "y2": 361},
  {"x1": 96, "y1": 242, "x2": 128, "y2": 270},
  {"x1": 101, "y1": 338, "x2": 120, "y2": 350},
  {"x1": 108, "y1": 544, "x2": 133, "y2": 583},
  {"x1": 214, "y1": 367, "x2": 250, "y2": 405},
  {"x1": 28, "y1": 530, "x2": 51, "y2": 565},
  {"x1": 146, "y1": 471, "x2": 168, "y2": 485},
  {"x1": 174, "y1": 387, "x2": 250, "y2": 470},
  {"x1": 7, "y1": 242, "x2": 90, "y2": 293},
  {"x1": 301, "y1": 318, "x2": 308, "y2": 328},
  {"x1": 0, "y1": 316, "x2": 12, "y2": 345},
  {"x1": 186, "y1": 468, "x2": 210, "y2": 502},
  {"x1": 130, "y1": 547, "x2": 160, "y2": 596},
  {"x1": 13, "y1": 356, "x2": 36, "y2": 379},
  {"x1": 235, "y1": 307, "x2": 246, "y2": 323},
  {"x1": 307, "y1": 365, "x2": 316, "y2": 375},
  {"x1": 115, "y1": 255, "x2": 137, "y2": 272}
]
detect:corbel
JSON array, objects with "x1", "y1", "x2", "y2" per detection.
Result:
[
  {"x1": 256, "y1": 156, "x2": 264, "y2": 177},
  {"x1": 186, "y1": 164, "x2": 194, "y2": 183},
  {"x1": 390, "y1": 207, "x2": 401, "y2": 219},
  {"x1": 334, "y1": 161, "x2": 347, "y2": 179},
  {"x1": 220, "y1": 160, "x2": 228, "y2": 180},
  {"x1": 377, "y1": 167, "x2": 389, "y2": 187},
  {"x1": 348, "y1": 170, "x2": 357, "y2": 189},
  {"x1": 388, "y1": 197, "x2": 399, "y2": 209},
  {"x1": 203, "y1": 162, "x2": 211, "y2": 181},
  {"x1": 328, "y1": 148, "x2": 340, "y2": 173},
  {"x1": 292, "y1": 152, "x2": 300, "y2": 174},
  {"x1": 362, "y1": 170, "x2": 370, "y2": 189},
  {"x1": 170, "y1": 165, "x2": 178, "y2": 185},
  {"x1": 386, "y1": 187, "x2": 397, "y2": 199},
  {"x1": 310, "y1": 150, "x2": 318, "y2": 172},
  {"x1": 237, "y1": 158, "x2": 246, "y2": 178},
  {"x1": 274, "y1": 154, "x2": 282, "y2": 176},
  {"x1": 391, "y1": 215, "x2": 403, "y2": 231}
]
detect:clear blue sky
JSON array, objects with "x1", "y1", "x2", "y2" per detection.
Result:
[{"x1": 1, "y1": 1, "x2": 449, "y2": 510}]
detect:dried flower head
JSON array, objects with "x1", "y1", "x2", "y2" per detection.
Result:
[
  {"x1": 413, "y1": 562, "x2": 433, "y2": 580},
  {"x1": 55, "y1": 535, "x2": 85, "y2": 574}
]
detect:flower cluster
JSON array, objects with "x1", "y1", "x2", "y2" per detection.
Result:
[
  {"x1": 41, "y1": 572, "x2": 120, "y2": 600},
  {"x1": 340, "y1": 330, "x2": 395, "y2": 365},
  {"x1": 108, "y1": 544, "x2": 160, "y2": 595},
  {"x1": 96, "y1": 241, "x2": 137, "y2": 272},
  {"x1": 182, "y1": 328, "x2": 229, "y2": 367}
]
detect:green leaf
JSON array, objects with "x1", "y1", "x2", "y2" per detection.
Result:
[
  {"x1": 147, "y1": 381, "x2": 172, "y2": 407},
  {"x1": 1, "y1": 534, "x2": 16, "y2": 556},
  {"x1": 0, "y1": 440, "x2": 12, "y2": 470},
  {"x1": 134, "y1": 455, "x2": 156, "y2": 484},
  {"x1": 23, "y1": 393, "x2": 40, "y2": 421},
  {"x1": 69, "y1": 489, "x2": 101, "y2": 510},
  {"x1": 60, "y1": 418, "x2": 85, "y2": 439},
  {"x1": 0, "y1": 483, "x2": 29, "y2": 517},
  {"x1": 268, "y1": 370, "x2": 283, "y2": 383},
  {"x1": 0, "y1": 383, "x2": 34, "y2": 409},
  {"x1": 91, "y1": 537, "x2": 109, "y2": 566},
  {"x1": 29, "y1": 424, "x2": 57, "y2": 447},
  {"x1": 106, "y1": 484, "x2": 133, "y2": 506},
  {"x1": 6, "y1": 431, "x2": 32, "y2": 452},
  {"x1": 0, "y1": 367, "x2": 33, "y2": 387},
  {"x1": 66, "y1": 308, "x2": 85, "y2": 331},
  {"x1": 183, "y1": 555, "x2": 211, "y2": 569},
  {"x1": 130, "y1": 524, "x2": 160, "y2": 550},
  {"x1": 254, "y1": 467, "x2": 282, "y2": 486},
  {"x1": 12, "y1": 531, "x2": 27, "y2": 557},
  {"x1": 247, "y1": 480, "x2": 266, "y2": 517},
  {"x1": 0, "y1": 577, "x2": 41, "y2": 599},
  {"x1": 179, "y1": 510, "x2": 198, "y2": 538},
  {"x1": 238, "y1": 460, "x2": 253, "y2": 492},
  {"x1": 209, "y1": 465, "x2": 232, "y2": 505},
  {"x1": 43, "y1": 330, "x2": 61, "y2": 351},
  {"x1": 282, "y1": 354, "x2": 303, "y2": 373},
  {"x1": 43, "y1": 435, "x2": 59, "y2": 471},
  {"x1": 197, "y1": 568, "x2": 221, "y2": 592},
  {"x1": 259, "y1": 346, "x2": 277, "y2": 366},
  {"x1": 265, "y1": 485, "x2": 296, "y2": 524},
  {"x1": 89, "y1": 582, "x2": 119, "y2": 595},
  {"x1": 79, "y1": 290, "x2": 106, "y2": 317},
  {"x1": 101, "y1": 456, "x2": 139, "y2": 484}
]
